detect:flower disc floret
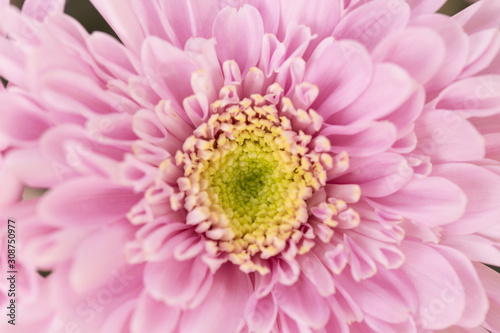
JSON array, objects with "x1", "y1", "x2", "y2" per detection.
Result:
[{"x1": 172, "y1": 89, "x2": 335, "y2": 270}]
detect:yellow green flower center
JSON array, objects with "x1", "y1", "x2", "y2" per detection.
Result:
[{"x1": 173, "y1": 91, "x2": 333, "y2": 273}]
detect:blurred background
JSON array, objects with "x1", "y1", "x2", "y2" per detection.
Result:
[{"x1": 9, "y1": 0, "x2": 473, "y2": 36}]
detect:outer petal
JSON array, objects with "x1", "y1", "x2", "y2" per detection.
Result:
[
  {"x1": 460, "y1": 29, "x2": 500, "y2": 78},
  {"x1": 410, "y1": 14, "x2": 469, "y2": 91},
  {"x1": 368, "y1": 177, "x2": 467, "y2": 226},
  {"x1": 144, "y1": 256, "x2": 212, "y2": 308},
  {"x1": 334, "y1": 153, "x2": 413, "y2": 197},
  {"x1": 244, "y1": 293, "x2": 278, "y2": 333},
  {"x1": 414, "y1": 110, "x2": 485, "y2": 163},
  {"x1": 21, "y1": 0, "x2": 65, "y2": 21},
  {"x1": 246, "y1": 0, "x2": 280, "y2": 34},
  {"x1": 280, "y1": 0, "x2": 340, "y2": 40},
  {"x1": 433, "y1": 163, "x2": 500, "y2": 234},
  {"x1": 69, "y1": 223, "x2": 133, "y2": 293},
  {"x1": 87, "y1": 32, "x2": 139, "y2": 82},
  {"x1": 325, "y1": 121, "x2": 398, "y2": 157},
  {"x1": 454, "y1": 0, "x2": 500, "y2": 35},
  {"x1": 335, "y1": 269, "x2": 417, "y2": 324},
  {"x1": 371, "y1": 27, "x2": 445, "y2": 86},
  {"x1": 333, "y1": 0, "x2": 410, "y2": 51},
  {"x1": 405, "y1": 0, "x2": 447, "y2": 18},
  {"x1": 37, "y1": 176, "x2": 142, "y2": 226},
  {"x1": 179, "y1": 264, "x2": 252, "y2": 333},
  {"x1": 89, "y1": 0, "x2": 147, "y2": 51},
  {"x1": 401, "y1": 242, "x2": 488, "y2": 330},
  {"x1": 305, "y1": 39, "x2": 373, "y2": 117},
  {"x1": 213, "y1": 5, "x2": 264, "y2": 75},
  {"x1": 0, "y1": 37, "x2": 26, "y2": 86},
  {"x1": 0, "y1": 148, "x2": 58, "y2": 202},
  {"x1": 400, "y1": 242, "x2": 464, "y2": 330},
  {"x1": 429, "y1": 75, "x2": 500, "y2": 117},
  {"x1": 474, "y1": 263, "x2": 500, "y2": 332},
  {"x1": 274, "y1": 274, "x2": 331, "y2": 329},
  {"x1": 442, "y1": 234, "x2": 500, "y2": 268},
  {"x1": 141, "y1": 37, "x2": 198, "y2": 115},
  {"x1": 0, "y1": 92, "x2": 51, "y2": 146},
  {"x1": 130, "y1": 293, "x2": 180, "y2": 333},
  {"x1": 328, "y1": 63, "x2": 417, "y2": 126},
  {"x1": 436, "y1": 247, "x2": 489, "y2": 328},
  {"x1": 160, "y1": 0, "x2": 220, "y2": 47}
]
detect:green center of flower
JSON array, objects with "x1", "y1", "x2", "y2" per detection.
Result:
[
  {"x1": 173, "y1": 91, "x2": 333, "y2": 273},
  {"x1": 209, "y1": 141, "x2": 280, "y2": 222}
]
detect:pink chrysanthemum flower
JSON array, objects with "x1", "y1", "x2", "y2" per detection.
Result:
[{"x1": 1, "y1": 0, "x2": 500, "y2": 331}]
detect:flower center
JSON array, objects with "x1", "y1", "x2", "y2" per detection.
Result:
[{"x1": 172, "y1": 87, "x2": 335, "y2": 273}]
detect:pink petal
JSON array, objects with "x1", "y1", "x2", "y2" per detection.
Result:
[
  {"x1": 328, "y1": 282, "x2": 364, "y2": 325},
  {"x1": 432, "y1": 75, "x2": 500, "y2": 117},
  {"x1": 0, "y1": 36, "x2": 26, "y2": 86},
  {"x1": 454, "y1": 0, "x2": 500, "y2": 35},
  {"x1": 297, "y1": 252, "x2": 336, "y2": 297},
  {"x1": 484, "y1": 133, "x2": 500, "y2": 160},
  {"x1": 400, "y1": 242, "x2": 487, "y2": 330},
  {"x1": 368, "y1": 177, "x2": 467, "y2": 226},
  {"x1": 130, "y1": 293, "x2": 180, "y2": 333},
  {"x1": 245, "y1": 293, "x2": 278, "y2": 333},
  {"x1": 433, "y1": 163, "x2": 500, "y2": 235},
  {"x1": 127, "y1": 1, "x2": 175, "y2": 43},
  {"x1": 160, "y1": 0, "x2": 219, "y2": 47},
  {"x1": 474, "y1": 263, "x2": 500, "y2": 333},
  {"x1": 274, "y1": 274, "x2": 331, "y2": 329},
  {"x1": 21, "y1": 0, "x2": 65, "y2": 21},
  {"x1": 400, "y1": 242, "x2": 463, "y2": 330},
  {"x1": 414, "y1": 110, "x2": 485, "y2": 163},
  {"x1": 39, "y1": 71, "x2": 121, "y2": 117},
  {"x1": 442, "y1": 234, "x2": 500, "y2": 267},
  {"x1": 333, "y1": 0, "x2": 410, "y2": 51},
  {"x1": 89, "y1": 0, "x2": 147, "y2": 51},
  {"x1": 335, "y1": 153, "x2": 413, "y2": 197},
  {"x1": 40, "y1": 124, "x2": 126, "y2": 181},
  {"x1": 276, "y1": 258, "x2": 300, "y2": 286},
  {"x1": 144, "y1": 256, "x2": 212, "y2": 307},
  {"x1": 69, "y1": 223, "x2": 133, "y2": 293},
  {"x1": 328, "y1": 63, "x2": 417, "y2": 126},
  {"x1": 410, "y1": 14, "x2": 469, "y2": 92},
  {"x1": 277, "y1": 311, "x2": 315, "y2": 333},
  {"x1": 318, "y1": 314, "x2": 350, "y2": 333},
  {"x1": 100, "y1": 300, "x2": 136, "y2": 333},
  {"x1": 179, "y1": 264, "x2": 252, "y2": 333},
  {"x1": 364, "y1": 316, "x2": 417, "y2": 333},
  {"x1": 0, "y1": 147, "x2": 59, "y2": 191},
  {"x1": 246, "y1": 0, "x2": 281, "y2": 34},
  {"x1": 306, "y1": 39, "x2": 373, "y2": 117},
  {"x1": 372, "y1": 28, "x2": 445, "y2": 86},
  {"x1": 381, "y1": 86, "x2": 425, "y2": 135},
  {"x1": 425, "y1": 246, "x2": 488, "y2": 328},
  {"x1": 460, "y1": 28, "x2": 500, "y2": 78},
  {"x1": 280, "y1": 0, "x2": 340, "y2": 40},
  {"x1": 347, "y1": 232, "x2": 405, "y2": 269},
  {"x1": 259, "y1": 33, "x2": 286, "y2": 77},
  {"x1": 405, "y1": 0, "x2": 447, "y2": 18},
  {"x1": 87, "y1": 32, "x2": 138, "y2": 82},
  {"x1": 325, "y1": 121, "x2": 398, "y2": 157},
  {"x1": 344, "y1": 234, "x2": 377, "y2": 281},
  {"x1": 213, "y1": 5, "x2": 264, "y2": 75},
  {"x1": 37, "y1": 176, "x2": 142, "y2": 226},
  {"x1": 23, "y1": 224, "x2": 92, "y2": 268},
  {"x1": 335, "y1": 268, "x2": 417, "y2": 324},
  {"x1": 141, "y1": 36, "x2": 198, "y2": 116},
  {"x1": 0, "y1": 92, "x2": 50, "y2": 145}
]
